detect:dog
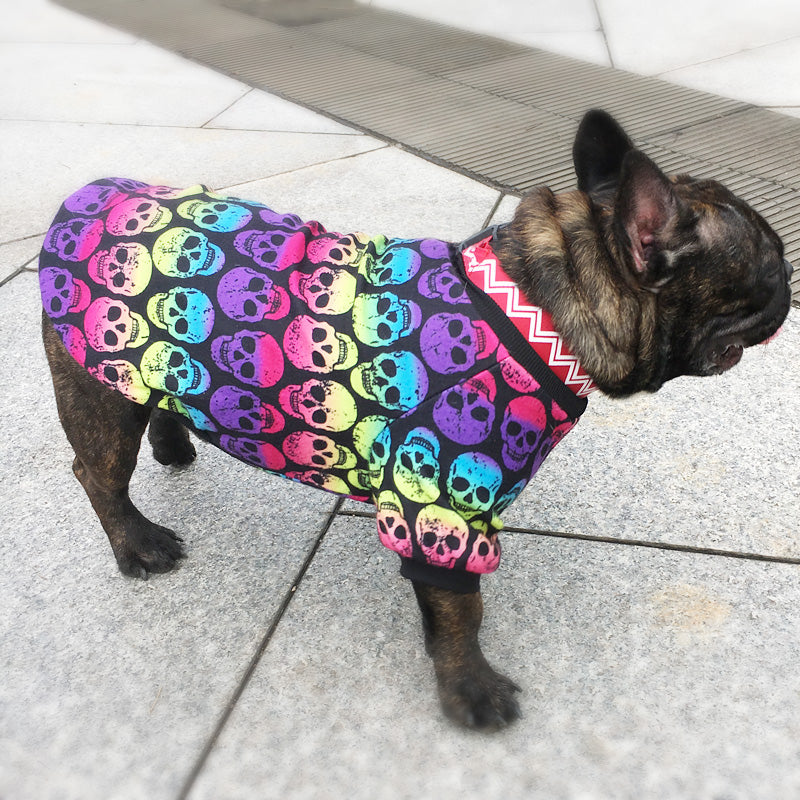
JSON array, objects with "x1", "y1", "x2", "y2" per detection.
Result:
[{"x1": 40, "y1": 110, "x2": 792, "y2": 730}]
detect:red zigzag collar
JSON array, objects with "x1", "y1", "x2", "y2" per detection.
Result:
[{"x1": 462, "y1": 234, "x2": 597, "y2": 398}]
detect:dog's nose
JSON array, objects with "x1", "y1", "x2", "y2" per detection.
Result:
[{"x1": 785, "y1": 258, "x2": 795, "y2": 279}]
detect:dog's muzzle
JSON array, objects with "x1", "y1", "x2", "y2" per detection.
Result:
[{"x1": 785, "y1": 259, "x2": 794, "y2": 279}]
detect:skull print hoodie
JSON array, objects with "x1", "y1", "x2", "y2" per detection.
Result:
[{"x1": 40, "y1": 179, "x2": 592, "y2": 593}]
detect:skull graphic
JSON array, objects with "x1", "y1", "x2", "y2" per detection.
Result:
[
  {"x1": 217, "y1": 266, "x2": 290, "y2": 322},
  {"x1": 350, "y1": 351, "x2": 428, "y2": 413},
  {"x1": 416, "y1": 504, "x2": 469, "y2": 569},
  {"x1": 140, "y1": 341, "x2": 211, "y2": 396},
  {"x1": 53, "y1": 323, "x2": 87, "y2": 366},
  {"x1": 233, "y1": 229, "x2": 306, "y2": 271},
  {"x1": 466, "y1": 534, "x2": 501, "y2": 574},
  {"x1": 282, "y1": 431, "x2": 357, "y2": 470},
  {"x1": 500, "y1": 395, "x2": 547, "y2": 471},
  {"x1": 211, "y1": 331, "x2": 284, "y2": 388},
  {"x1": 158, "y1": 395, "x2": 217, "y2": 432},
  {"x1": 286, "y1": 470, "x2": 350, "y2": 494},
  {"x1": 351, "y1": 415, "x2": 390, "y2": 461},
  {"x1": 220, "y1": 436, "x2": 286, "y2": 471},
  {"x1": 417, "y1": 263, "x2": 468, "y2": 305},
  {"x1": 210, "y1": 385, "x2": 284, "y2": 434},
  {"x1": 393, "y1": 427, "x2": 441, "y2": 504},
  {"x1": 288, "y1": 265, "x2": 357, "y2": 316},
  {"x1": 283, "y1": 315, "x2": 358, "y2": 373},
  {"x1": 279, "y1": 379, "x2": 357, "y2": 432},
  {"x1": 177, "y1": 199, "x2": 252, "y2": 232},
  {"x1": 88, "y1": 242, "x2": 153, "y2": 296},
  {"x1": 307, "y1": 234, "x2": 367, "y2": 266},
  {"x1": 258, "y1": 208, "x2": 305, "y2": 230},
  {"x1": 88, "y1": 359, "x2": 150, "y2": 403},
  {"x1": 146, "y1": 287, "x2": 215, "y2": 344},
  {"x1": 40, "y1": 267, "x2": 91, "y2": 318},
  {"x1": 44, "y1": 218, "x2": 104, "y2": 262},
  {"x1": 84, "y1": 297, "x2": 150, "y2": 353},
  {"x1": 420, "y1": 313, "x2": 499, "y2": 374},
  {"x1": 446, "y1": 452, "x2": 503, "y2": 520},
  {"x1": 106, "y1": 197, "x2": 172, "y2": 236},
  {"x1": 375, "y1": 490, "x2": 411, "y2": 558},
  {"x1": 153, "y1": 227, "x2": 224, "y2": 277},
  {"x1": 361, "y1": 243, "x2": 421, "y2": 286},
  {"x1": 64, "y1": 184, "x2": 127, "y2": 215},
  {"x1": 498, "y1": 345, "x2": 541, "y2": 393},
  {"x1": 432, "y1": 371, "x2": 496, "y2": 445},
  {"x1": 351, "y1": 291, "x2": 422, "y2": 347}
]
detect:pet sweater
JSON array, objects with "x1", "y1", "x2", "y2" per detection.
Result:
[{"x1": 40, "y1": 179, "x2": 593, "y2": 592}]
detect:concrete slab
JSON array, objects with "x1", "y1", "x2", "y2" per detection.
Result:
[
  {"x1": 0, "y1": 272, "x2": 338, "y2": 800},
  {"x1": 0, "y1": 119, "x2": 383, "y2": 242},
  {"x1": 503, "y1": 308, "x2": 800, "y2": 558},
  {"x1": 226, "y1": 145, "x2": 501, "y2": 241},
  {"x1": 206, "y1": 88, "x2": 359, "y2": 135},
  {"x1": 189, "y1": 514, "x2": 800, "y2": 800},
  {"x1": 0, "y1": 236, "x2": 41, "y2": 282},
  {"x1": 0, "y1": 40, "x2": 250, "y2": 127}
]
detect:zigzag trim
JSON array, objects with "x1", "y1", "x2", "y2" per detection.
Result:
[{"x1": 463, "y1": 238, "x2": 596, "y2": 397}]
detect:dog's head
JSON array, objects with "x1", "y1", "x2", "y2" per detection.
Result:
[{"x1": 540, "y1": 109, "x2": 792, "y2": 394}]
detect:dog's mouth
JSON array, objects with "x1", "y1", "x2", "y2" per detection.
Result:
[{"x1": 708, "y1": 341, "x2": 744, "y2": 375}]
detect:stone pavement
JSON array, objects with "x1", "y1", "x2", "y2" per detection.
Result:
[{"x1": 2, "y1": 1, "x2": 800, "y2": 798}]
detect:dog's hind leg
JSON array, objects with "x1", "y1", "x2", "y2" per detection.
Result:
[
  {"x1": 43, "y1": 314, "x2": 185, "y2": 579},
  {"x1": 148, "y1": 409, "x2": 196, "y2": 467}
]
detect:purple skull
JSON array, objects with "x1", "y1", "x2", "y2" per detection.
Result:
[
  {"x1": 108, "y1": 178, "x2": 150, "y2": 193},
  {"x1": 210, "y1": 330, "x2": 284, "y2": 388},
  {"x1": 420, "y1": 313, "x2": 499, "y2": 374},
  {"x1": 217, "y1": 266, "x2": 290, "y2": 322},
  {"x1": 233, "y1": 229, "x2": 306, "y2": 271},
  {"x1": 419, "y1": 239, "x2": 450, "y2": 260},
  {"x1": 259, "y1": 208, "x2": 304, "y2": 229},
  {"x1": 44, "y1": 218, "x2": 104, "y2": 262},
  {"x1": 432, "y1": 371, "x2": 496, "y2": 445},
  {"x1": 209, "y1": 385, "x2": 284, "y2": 434},
  {"x1": 499, "y1": 395, "x2": 547, "y2": 471},
  {"x1": 40, "y1": 267, "x2": 91, "y2": 318},
  {"x1": 417, "y1": 263, "x2": 468, "y2": 305},
  {"x1": 219, "y1": 436, "x2": 286, "y2": 471},
  {"x1": 64, "y1": 184, "x2": 128, "y2": 215},
  {"x1": 53, "y1": 323, "x2": 87, "y2": 366}
]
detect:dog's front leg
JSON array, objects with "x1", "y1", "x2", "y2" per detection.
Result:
[{"x1": 412, "y1": 581, "x2": 521, "y2": 730}]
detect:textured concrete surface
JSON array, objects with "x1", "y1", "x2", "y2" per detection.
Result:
[{"x1": 3, "y1": 1, "x2": 800, "y2": 799}]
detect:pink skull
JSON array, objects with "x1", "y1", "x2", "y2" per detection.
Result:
[
  {"x1": 106, "y1": 197, "x2": 172, "y2": 236},
  {"x1": 233, "y1": 229, "x2": 306, "y2": 271},
  {"x1": 288, "y1": 265, "x2": 357, "y2": 315},
  {"x1": 53, "y1": 324, "x2": 87, "y2": 366},
  {"x1": 416, "y1": 505, "x2": 469, "y2": 568},
  {"x1": 306, "y1": 234, "x2": 364, "y2": 266},
  {"x1": 88, "y1": 359, "x2": 150, "y2": 403},
  {"x1": 211, "y1": 331, "x2": 284, "y2": 388},
  {"x1": 219, "y1": 436, "x2": 286, "y2": 471},
  {"x1": 285, "y1": 470, "x2": 350, "y2": 494},
  {"x1": 466, "y1": 534, "x2": 501, "y2": 574},
  {"x1": 44, "y1": 218, "x2": 104, "y2": 262},
  {"x1": 500, "y1": 395, "x2": 547, "y2": 471},
  {"x1": 84, "y1": 297, "x2": 149, "y2": 353},
  {"x1": 88, "y1": 242, "x2": 153, "y2": 296},
  {"x1": 282, "y1": 431, "x2": 357, "y2": 469},
  {"x1": 498, "y1": 344, "x2": 542, "y2": 393},
  {"x1": 217, "y1": 266, "x2": 290, "y2": 322},
  {"x1": 283, "y1": 315, "x2": 358, "y2": 373},
  {"x1": 376, "y1": 491, "x2": 411, "y2": 557}
]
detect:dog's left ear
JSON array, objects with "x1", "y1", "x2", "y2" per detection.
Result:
[
  {"x1": 615, "y1": 149, "x2": 679, "y2": 287},
  {"x1": 572, "y1": 110, "x2": 634, "y2": 194}
]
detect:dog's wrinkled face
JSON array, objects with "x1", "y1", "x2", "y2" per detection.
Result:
[{"x1": 567, "y1": 109, "x2": 793, "y2": 393}]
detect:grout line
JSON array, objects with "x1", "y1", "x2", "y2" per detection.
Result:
[
  {"x1": 0, "y1": 256, "x2": 37, "y2": 288},
  {"x1": 338, "y1": 507, "x2": 800, "y2": 567},
  {"x1": 591, "y1": 0, "x2": 615, "y2": 69},
  {"x1": 200, "y1": 86, "x2": 254, "y2": 128},
  {"x1": 176, "y1": 497, "x2": 345, "y2": 800}
]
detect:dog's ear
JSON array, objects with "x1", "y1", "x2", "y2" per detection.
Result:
[
  {"x1": 572, "y1": 110, "x2": 634, "y2": 194},
  {"x1": 615, "y1": 149, "x2": 679, "y2": 286}
]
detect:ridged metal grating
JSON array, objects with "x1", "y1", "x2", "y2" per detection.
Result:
[{"x1": 56, "y1": 0, "x2": 800, "y2": 299}]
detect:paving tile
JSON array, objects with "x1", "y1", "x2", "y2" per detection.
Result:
[
  {"x1": 0, "y1": 119, "x2": 383, "y2": 242},
  {"x1": 0, "y1": 39, "x2": 250, "y2": 127},
  {"x1": 503, "y1": 308, "x2": 800, "y2": 557},
  {"x1": 224, "y1": 144, "x2": 501, "y2": 241},
  {"x1": 206, "y1": 88, "x2": 359, "y2": 135},
  {"x1": 0, "y1": 272, "x2": 338, "y2": 800},
  {"x1": 0, "y1": 236, "x2": 41, "y2": 282},
  {"x1": 190, "y1": 514, "x2": 800, "y2": 800}
]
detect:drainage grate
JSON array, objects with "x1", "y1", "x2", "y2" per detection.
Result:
[{"x1": 56, "y1": 0, "x2": 800, "y2": 299}]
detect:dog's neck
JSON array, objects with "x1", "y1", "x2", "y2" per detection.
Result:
[{"x1": 496, "y1": 187, "x2": 660, "y2": 396}]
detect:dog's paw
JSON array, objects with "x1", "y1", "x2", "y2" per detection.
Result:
[
  {"x1": 151, "y1": 437, "x2": 196, "y2": 468},
  {"x1": 438, "y1": 662, "x2": 521, "y2": 731},
  {"x1": 115, "y1": 522, "x2": 185, "y2": 580}
]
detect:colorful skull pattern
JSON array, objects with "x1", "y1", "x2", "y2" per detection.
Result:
[{"x1": 41, "y1": 179, "x2": 587, "y2": 585}]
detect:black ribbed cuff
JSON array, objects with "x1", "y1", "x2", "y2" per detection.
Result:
[{"x1": 399, "y1": 557, "x2": 481, "y2": 594}]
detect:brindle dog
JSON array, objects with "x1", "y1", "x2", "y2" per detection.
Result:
[{"x1": 42, "y1": 110, "x2": 792, "y2": 730}]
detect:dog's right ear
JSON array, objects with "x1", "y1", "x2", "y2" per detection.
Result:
[{"x1": 572, "y1": 110, "x2": 634, "y2": 195}]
